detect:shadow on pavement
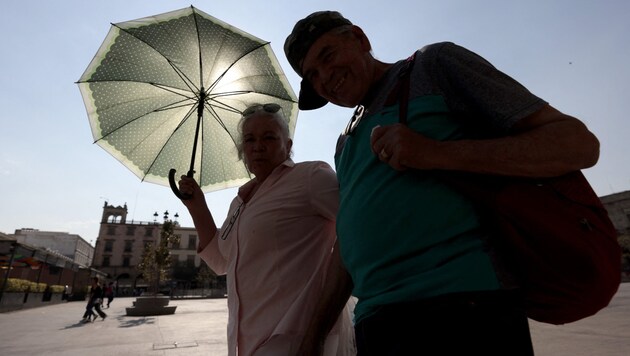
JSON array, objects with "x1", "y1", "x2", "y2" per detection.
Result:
[
  {"x1": 60, "y1": 321, "x2": 92, "y2": 330},
  {"x1": 119, "y1": 316, "x2": 156, "y2": 328}
]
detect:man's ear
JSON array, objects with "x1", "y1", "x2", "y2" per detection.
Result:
[
  {"x1": 287, "y1": 138, "x2": 293, "y2": 154},
  {"x1": 351, "y1": 26, "x2": 372, "y2": 52}
]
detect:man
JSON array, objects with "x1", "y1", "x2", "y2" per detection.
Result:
[
  {"x1": 284, "y1": 11, "x2": 600, "y2": 355},
  {"x1": 86, "y1": 277, "x2": 107, "y2": 321}
]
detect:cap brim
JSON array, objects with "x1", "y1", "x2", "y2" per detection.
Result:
[{"x1": 298, "y1": 80, "x2": 328, "y2": 110}]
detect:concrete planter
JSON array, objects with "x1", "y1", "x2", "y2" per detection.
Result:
[
  {"x1": 126, "y1": 295, "x2": 176, "y2": 316},
  {"x1": 0, "y1": 292, "x2": 26, "y2": 312},
  {"x1": 209, "y1": 288, "x2": 227, "y2": 298},
  {"x1": 23, "y1": 292, "x2": 44, "y2": 308},
  {"x1": 49, "y1": 293, "x2": 64, "y2": 304},
  {"x1": 0, "y1": 292, "x2": 66, "y2": 313}
]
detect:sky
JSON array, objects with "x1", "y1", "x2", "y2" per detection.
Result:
[{"x1": 1, "y1": 0, "x2": 629, "y2": 245}]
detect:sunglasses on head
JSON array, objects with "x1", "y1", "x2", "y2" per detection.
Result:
[{"x1": 242, "y1": 103, "x2": 282, "y2": 117}]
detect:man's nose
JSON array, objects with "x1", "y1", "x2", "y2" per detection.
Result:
[{"x1": 319, "y1": 64, "x2": 334, "y2": 89}]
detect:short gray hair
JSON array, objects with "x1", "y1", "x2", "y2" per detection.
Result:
[{"x1": 236, "y1": 104, "x2": 291, "y2": 161}]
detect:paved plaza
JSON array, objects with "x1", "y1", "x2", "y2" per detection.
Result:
[{"x1": 0, "y1": 283, "x2": 628, "y2": 355}]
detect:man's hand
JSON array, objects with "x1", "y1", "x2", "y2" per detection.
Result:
[{"x1": 370, "y1": 124, "x2": 439, "y2": 171}]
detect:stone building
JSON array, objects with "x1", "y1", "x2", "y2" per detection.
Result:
[
  {"x1": 600, "y1": 190, "x2": 630, "y2": 279},
  {"x1": 11, "y1": 228, "x2": 93, "y2": 267},
  {"x1": 91, "y1": 202, "x2": 202, "y2": 294},
  {"x1": 600, "y1": 190, "x2": 630, "y2": 234}
]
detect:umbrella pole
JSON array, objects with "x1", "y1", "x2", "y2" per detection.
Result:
[
  {"x1": 187, "y1": 90, "x2": 205, "y2": 177},
  {"x1": 168, "y1": 90, "x2": 205, "y2": 200}
]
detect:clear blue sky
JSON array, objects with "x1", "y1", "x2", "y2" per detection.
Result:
[{"x1": 1, "y1": 0, "x2": 629, "y2": 244}]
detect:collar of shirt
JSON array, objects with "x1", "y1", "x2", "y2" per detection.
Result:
[{"x1": 237, "y1": 158, "x2": 295, "y2": 201}]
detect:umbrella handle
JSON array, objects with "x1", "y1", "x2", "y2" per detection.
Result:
[{"x1": 168, "y1": 168, "x2": 193, "y2": 200}]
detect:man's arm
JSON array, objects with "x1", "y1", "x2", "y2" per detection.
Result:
[
  {"x1": 297, "y1": 239, "x2": 353, "y2": 356},
  {"x1": 370, "y1": 104, "x2": 599, "y2": 177}
]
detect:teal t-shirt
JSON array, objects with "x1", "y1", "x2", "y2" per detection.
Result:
[
  {"x1": 334, "y1": 42, "x2": 547, "y2": 323},
  {"x1": 335, "y1": 95, "x2": 501, "y2": 323}
]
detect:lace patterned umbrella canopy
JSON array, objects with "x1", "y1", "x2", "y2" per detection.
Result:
[{"x1": 77, "y1": 6, "x2": 298, "y2": 198}]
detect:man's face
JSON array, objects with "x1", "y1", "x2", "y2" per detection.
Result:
[{"x1": 301, "y1": 27, "x2": 372, "y2": 108}]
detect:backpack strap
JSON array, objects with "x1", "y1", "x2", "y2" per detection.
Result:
[
  {"x1": 393, "y1": 53, "x2": 416, "y2": 125},
  {"x1": 336, "y1": 53, "x2": 417, "y2": 160}
]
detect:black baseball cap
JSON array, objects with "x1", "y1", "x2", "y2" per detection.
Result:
[{"x1": 284, "y1": 11, "x2": 352, "y2": 110}]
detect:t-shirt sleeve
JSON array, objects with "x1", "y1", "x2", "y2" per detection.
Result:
[
  {"x1": 420, "y1": 42, "x2": 548, "y2": 131},
  {"x1": 308, "y1": 161, "x2": 340, "y2": 222}
]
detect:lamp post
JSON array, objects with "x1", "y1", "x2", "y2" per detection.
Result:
[{"x1": 0, "y1": 242, "x2": 18, "y2": 303}]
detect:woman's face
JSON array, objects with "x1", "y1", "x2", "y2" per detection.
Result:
[{"x1": 241, "y1": 113, "x2": 292, "y2": 181}]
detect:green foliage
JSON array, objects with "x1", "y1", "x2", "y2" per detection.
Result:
[
  {"x1": 0, "y1": 278, "x2": 47, "y2": 292},
  {"x1": 2, "y1": 278, "x2": 30, "y2": 292},
  {"x1": 195, "y1": 263, "x2": 218, "y2": 288},
  {"x1": 34, "y1": 282, "x2": 47, "y2": 293},
  {"x1": 172, "y1": 262, "x2": 197, "y2": 281},
  {"x1": 49, "y1": 285, "x2": 66, "y2": 293},
  {"x1": 137, "y1": 220, "x2": 180, "y2": 294}
]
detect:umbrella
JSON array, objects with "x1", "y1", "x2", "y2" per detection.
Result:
[{"x1": 77, "y1": 6, "x2": 298, "y2": 199}]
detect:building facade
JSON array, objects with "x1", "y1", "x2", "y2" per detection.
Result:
[
  {"x1": 600, "y1": 190, "x2": 630, "y2": 234},
  {"x1": 11, "y1": 228, "x2": 94, "y2": 267},
  {"x1": 91, "y1": 202, "x2": 202, "y2": 294}
]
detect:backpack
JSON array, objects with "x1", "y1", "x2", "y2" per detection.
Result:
[{"x1": 393, "y1": 54, "x2": 621, "y2": 324}]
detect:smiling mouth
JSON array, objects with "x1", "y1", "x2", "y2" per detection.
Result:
[{"x1": 330, "y1": 74, "x2": 346, "y2": 95}]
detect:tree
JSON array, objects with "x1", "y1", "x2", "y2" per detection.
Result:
[
  {"x1": 136, "y1": 220, "x2": 180, "y2": 295},
  {"x1": 195, "y1": 263, "x2": 226, "y2": 297},
  {"x1": 195, "y1": 263, "x2": 218, "y2": 289}
]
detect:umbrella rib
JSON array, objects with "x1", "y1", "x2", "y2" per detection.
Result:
[
  {"x1": 151, "y1": 83, "x2": 196, "y2": 101},
  {"x1": 78, "y1": 78, "x2": 199, "y2": 103},
  {"x1": 164, "y1": 61, "x2": 201, "y2": 99},
  {"x1": 111, "y1": 23, "x2": 201, "y2": 95},
  {"x1": 206, "y1": 42, "x2": 270, "y2": 93},
  {"x1": 191, "y1": 6, "x2": 205, "y2": 90},
  {"x1": 205, "y1": 98, "x2": 242, "y2": 116},
  {"x1": 203, "y1": 102, "x2": 240, "y2": 151},
  {"x1": 203, "y1": 102, "x2": 253, "y2": 181},
  {"x1": 142, "y1": 104, "x2": 198, "y2": 181},
  {"x1": 95, "y1": 94, "x2": 195, "y2": 143}
]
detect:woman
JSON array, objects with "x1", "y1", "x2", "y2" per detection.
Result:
[{"x1": 178, "y1": 104, "x2": 354, "y2": 356}]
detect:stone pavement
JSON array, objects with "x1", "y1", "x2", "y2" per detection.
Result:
[
  {"x1": 0, "y1": 296, "x2": 228, "y2": 355},
  {"x1": 0, "y1": 283, "x2": 628, "y2": 355}
]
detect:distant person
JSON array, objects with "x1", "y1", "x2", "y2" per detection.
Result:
[
  {"x1": 104, "y1": 282, "x2": 115, "y2": 308},
  {"x1": 178, "y1": 103, "x2": 355, "y2": 355},
  {"x1": 87, "y1": 277, "x2": 107, "y2": 321},
  {"x1": 81, "y1": 295, "x2": 95, "y2": 323},
  {"x1": 284, "y1": 11, "x2": 601, "y2": 355}
]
